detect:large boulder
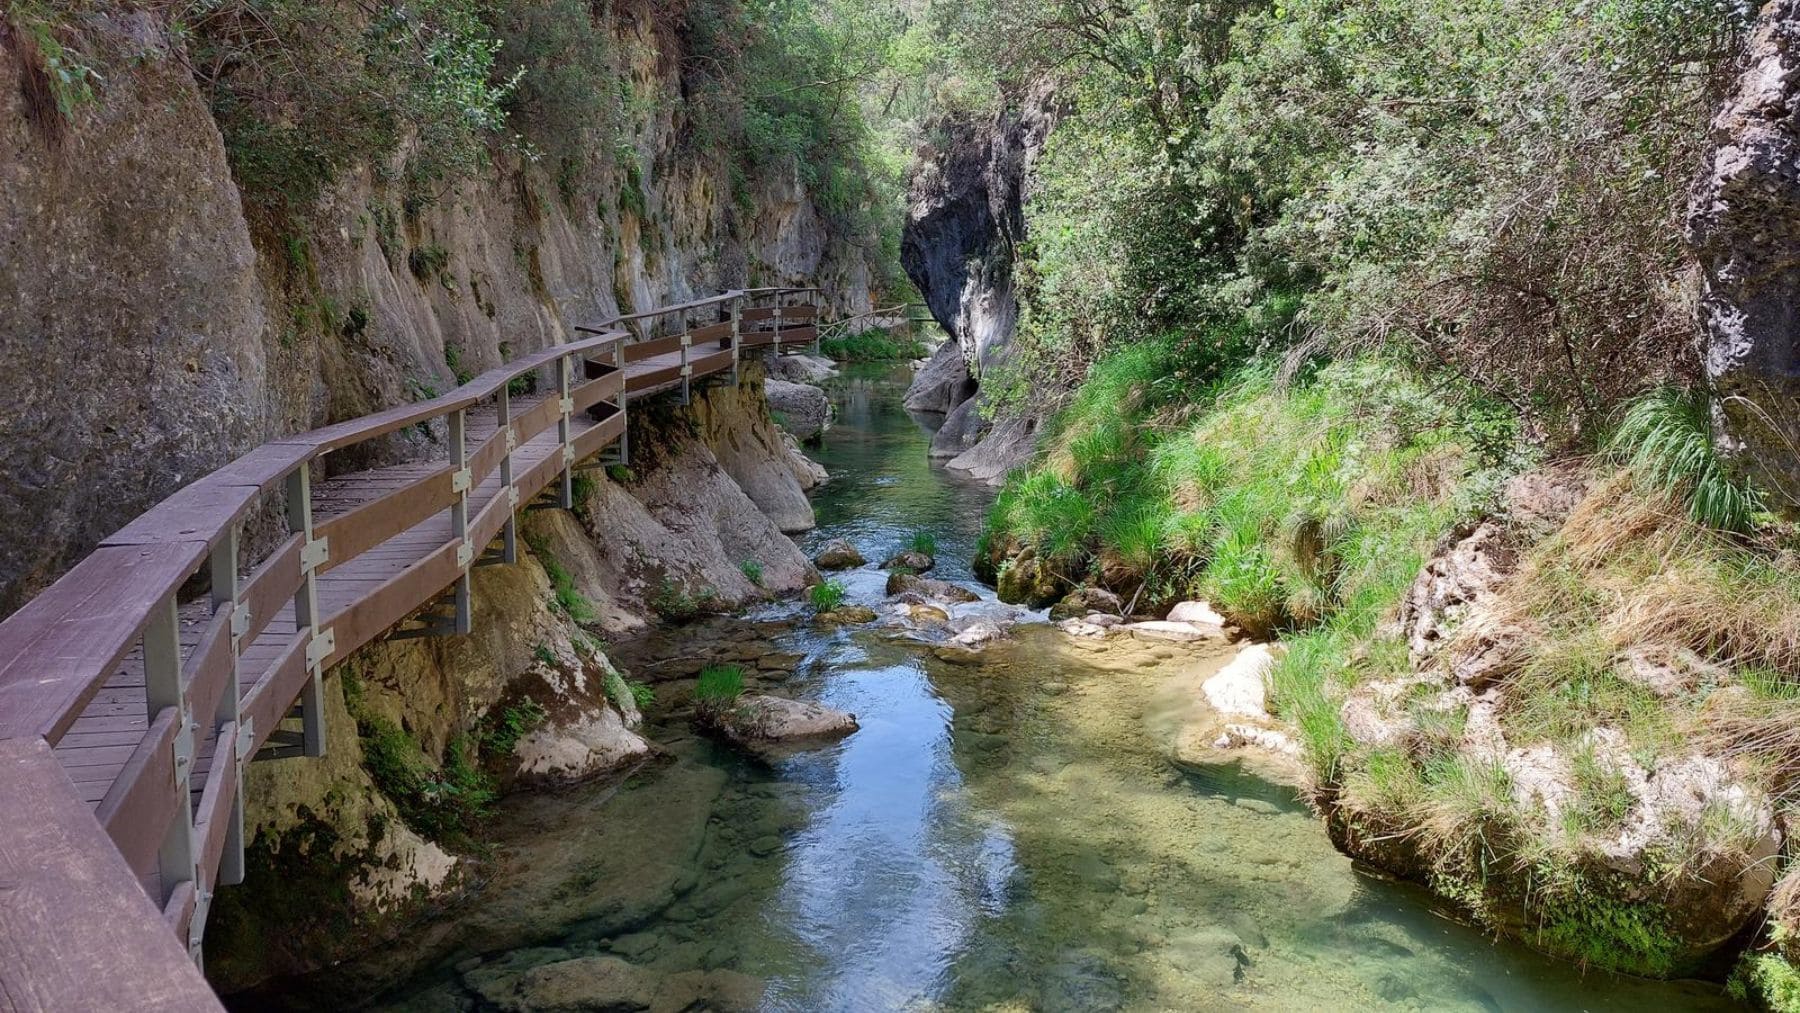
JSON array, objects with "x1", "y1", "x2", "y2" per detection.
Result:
[
  {"x1": 880, "y1": 550, "x2": 935, "y2": 573},
  {"x1": 903, "y1": 340, "x2": 977, "y2": 415},
  {"x1": 764, "y1": 378, "x2": 830, "y2": 442},
  {"x1": 512, "y1": 706, "x2": 652, "y2": 784},
  {"x1": 994, "y1": 548, "x2": 1061, "y2": 608},
  {"x1": 1688, "y1": 2, "x2": 1800, "y2": 513}
]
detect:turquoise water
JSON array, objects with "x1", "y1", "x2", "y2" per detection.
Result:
[{"x1": 249, "y1": 363, "x2": 1737, "y2": 1012}]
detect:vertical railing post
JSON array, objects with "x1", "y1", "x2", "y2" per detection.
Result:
[
  {"x1": 450, "y1": 408, "x2": 473, "y2": 635},
  {"x1": 813, "y1": 290, "x2": 823, "y2": 356},
  {"x1": 614, "y1": 339, "x2": 630, "y2": 467},
  {"x1": 772, "y1": 298, "x2": 784, "y2": 357},
  {"x1": 144, "y1": 593, "x2": 198, "y2": 906},
  {"x1": 678, "y1": 321, "x2": 692, "y2": 405},
  {"x1": 209, "y1": 528, "x2": 245, "y2": 891},
  {"x1": 729, "y1": 296, "x2": 742, "y2": 386},
  {"x1": 498, "y1": 383, "x2": 519, "y2": 565},
  {"x1": 287, "y1": 463, "x2": 329, "y2": 758},
  {"x1": 557, "y1": 354, "x2": 575, "y2": 508}
]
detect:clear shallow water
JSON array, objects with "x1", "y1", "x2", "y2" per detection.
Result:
[{"x1": 252, "y1": 363, "x2": 1737, "y2": 1012}]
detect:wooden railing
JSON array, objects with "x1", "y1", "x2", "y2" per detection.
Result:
[{"x1": 0, "y1": 287, "x2": 826, "y2": 1010}]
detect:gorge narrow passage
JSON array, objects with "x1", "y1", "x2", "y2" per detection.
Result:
[{"x1": 255, "y1": 365, "x2": 1736, "y2": 1012}]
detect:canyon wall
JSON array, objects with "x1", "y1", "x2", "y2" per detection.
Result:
[
  {"x1": 899, "y1": 82, "x2": 1059, "y2": 484},
  {"x1": 0, "y1": 8, "x2": 873, "y2": 615}
]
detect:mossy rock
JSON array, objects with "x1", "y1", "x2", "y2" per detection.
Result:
[{"x1": 995, "y1": 549, "x2": 1061, "y2": 609}]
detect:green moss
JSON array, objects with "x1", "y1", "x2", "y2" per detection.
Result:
[
  {"x1": 1732, "y1": 948, "x2": 1800, "y2": 1012},
  {"x1": 739, "y1": 559, "x2": 764, "y2": 586},
  {"x1": 1529, "y1": 868, "x2": 1684, "y2": 978},
  {"x1": 358, "y1": 717, "x2": 494, "y2": 842}
]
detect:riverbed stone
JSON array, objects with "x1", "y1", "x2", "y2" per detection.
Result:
[
  {"x1": 1050, "y1": 586, "x2": 1125, "y2": 621},
  {"x1": 1125, "y1": 620, "x2": 1224, "y2": 644},
  {"x1": 994, "y1": 548, "x2": 1062, "y2": 608},
  {"x1": 720, "y1": 694, "x2": 858, "y2": 744},
  {"x1": 816, "y1": 605, "x2": 877, "y2": 624},
  {"x1": 880, "y1": 549, "x2": 935, "y2": 572},
  {"x1": 886, "y1": 571, "x2": 980, "y2": 603},
  {"x1": 512, "y1": 706, "x2": 653, "y2": 784},
  {"x1": 1166, "y1": 600, "x2": 1228, "y2": 630},
  {"x1": 814, "y1": 539, "x2": 865, "y2": 569}
]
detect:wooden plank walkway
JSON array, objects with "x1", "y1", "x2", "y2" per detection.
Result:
[{"x1": 0, "y1": 288, "x2": 828, "y2": 1010}]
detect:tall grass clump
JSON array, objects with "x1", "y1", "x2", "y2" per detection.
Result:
[
  {"x1": 808, "y1": 579, "x2": 847, "y2": 612},
  {"x1": 694, "y1": 663, "x2": 745, "y2": 723},
  {"x1": 1610, "y1": 386, "x2": 1765, "y2": 534}
]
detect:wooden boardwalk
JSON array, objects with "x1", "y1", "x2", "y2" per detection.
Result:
[{"x1": 0, "y1": 289, "x2": 822, "y2": 1011}]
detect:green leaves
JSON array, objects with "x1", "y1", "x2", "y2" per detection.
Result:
[{"x1": 1609, "y1": 386, "x2": 1766, "y2": 534}]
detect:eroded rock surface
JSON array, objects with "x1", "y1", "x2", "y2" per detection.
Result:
[{"x1": 1689, "y1": 1, "x2": 1800, "y2": 512}]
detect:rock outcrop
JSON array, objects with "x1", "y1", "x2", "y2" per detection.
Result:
[
  {"x1": 765, "y1": 378, "x2": 830, "y2": 442},
  {"x1": 1688, "y1": 2, "x2": 1800, "y2": 513},
  {"x1": 716, "y1": 695, "x2": 859, "y2": 745},
  {"x1": 0, "y1": 8, "x2": 873, "y2": 616},
  {"x1": 900, "y1": 81, "x2": 1061, "y2": 484}
]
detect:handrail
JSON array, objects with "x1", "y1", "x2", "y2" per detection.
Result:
[{"x1": 0, "y1": 286, "x2": 828, "y2": 1009}]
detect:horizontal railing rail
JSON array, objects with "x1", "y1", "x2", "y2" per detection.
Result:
[{"x1": 0, "y1": 285, "x2": 831, "y2": 1009}]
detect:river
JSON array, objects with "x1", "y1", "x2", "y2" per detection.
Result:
[{"x1": 251, "y1": 362, "x2": 1737, "y2": 1012}]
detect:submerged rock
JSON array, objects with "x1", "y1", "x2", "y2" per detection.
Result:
[
  {"x1": 815, "y1": 605, "x2": 877, "y2": 624},
  {"x1": 814, "y1": 539, "x2": 865, "y2": 569},
  {"x1": 1125, "y1": 620, "x2": 1224, "y2": 644},
  {"x1": 886, "y1": 571, "x2": 980, "y2": 603},
  {"x1": 719, "y1": 694, "x2": 858, "y2": 744}
]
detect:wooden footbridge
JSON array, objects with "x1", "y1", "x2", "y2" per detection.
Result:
[{"x1": 0, "y1": 288, "x2": 823, "y2": 1010}]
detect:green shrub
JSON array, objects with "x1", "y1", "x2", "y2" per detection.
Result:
[
  {"x1": 650, "y1": 578, "x2": 716, "y2": 621},
  {"x1": 808, "y1": 579, "x2": 848, "y2": 611},
  {"x1": 1732, "y1": 947, "x2": 1800, "y2": 1012},
  {"x1": 359, "y1": 718, "x2": 494, "y2": 841},
  {"x1": 740, "y1": 560, "x2": 765, "y2": 586}
]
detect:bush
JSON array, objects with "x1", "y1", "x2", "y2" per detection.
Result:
[
  {"x1": 808, "y1": 579, "x2": 848, "y2": 611},
  {"x1": 907, "y1": 531, "x2": 937, "y2": 556}
]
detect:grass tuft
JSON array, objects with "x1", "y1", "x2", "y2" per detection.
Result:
[
  {"x1": 808, "y1": 579, "x2": 847, "y2": 611},
  {"x1": 1609, "y1": 386, "x2": 1764, "y2": 534}
]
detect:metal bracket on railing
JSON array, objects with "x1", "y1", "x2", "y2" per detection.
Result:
[
  {"x1": 507, "y1": 486, "x2": 521, "y2": 509},
  {"x1": 456, "y1": 542, "x2": 474, "y2": 568},
  {"x1": 300, "y1": 537, "x2": 329, "y2": 570},
  {"x1": 305, "y1": 628, "x2": 336, "y2": 669},
  {"x1": 504, "y1": 428, "x2": 518, "y2": 451},
  {"x1": 231, "y1": 603, "x2": 251, "y2": 639},
  {"x1": 559, "y1": 396, "x2": 575, "y2": 414},
  {"x1": 451, "y1": 468, "x2": 472, "y2": 494},
  {"x1": 236, "y1": 719, "x2": 255, "y2": 762}
]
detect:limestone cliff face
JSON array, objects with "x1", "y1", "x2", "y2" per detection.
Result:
[
  {"x1": 0, "y1": 11, "x2": 872, "y2": 614},
  {"x1": 1688, "y1": 2, "x2": 1800, "y2": 513},
  {"x1": 899, "y1": 81, "x2": 1059, "y2": 484}
]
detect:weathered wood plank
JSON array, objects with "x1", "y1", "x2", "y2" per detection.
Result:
[
  {"x1": 0, "y1": 737, "x2": 220, "y2": 1011},
  {"x1": 239, "y1": 534, "x2": 302, "y2": 650},
  {"x1": 95, "y1": 707, "x2": 181, "y2": 877},
  {"x1": 315, "y1": 466, "x2": 457, "y2": 573},
  {"x1": 0, "y1": 543, "x2": 204, "y2": 743},
  {"x1": 623, "y1": 335, "x2": 684, "y2": 362}
]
